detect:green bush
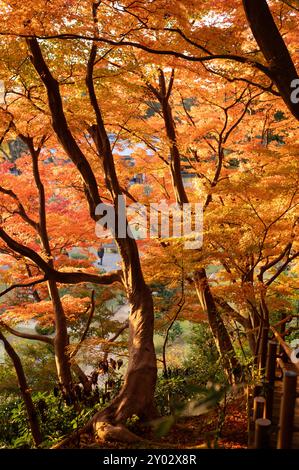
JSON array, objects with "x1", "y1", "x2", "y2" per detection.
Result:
[
  {"x1": 155, "y1": 323, "x2": 227, "y2": 415},
  {"x1": 184, "y1": 323, "x2": 226, "y2": 383},
  {"x1": 69, "y1": 251, "x2": 88, "y2": 260},
  {"x1": 0, "y1": 391, "x2": 102, "y2": 448},
  {"x1": 0, "y1": 395, "x2": 23, "y2": 448}
]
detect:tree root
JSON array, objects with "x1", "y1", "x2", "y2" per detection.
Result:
[
  {"x1": 50, "y1": 421, "x2": 92, "y2": 449},
  {"x1": 51, "y1": 392, "x2": 156, "y2": 448},
  {"x1": 51, "y1": 419, "x2": 144, "y2": 448},
  {"x1": 94, "y1": 421, "x2": 142, "y2": 443}
]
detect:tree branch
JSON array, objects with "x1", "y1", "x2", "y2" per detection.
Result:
[
  {"x1": 70, "y1": 290, "x2": 96, "y2": 359},
  {"x1": 0, "y1": 185, "x2": 38, "y2": 230},
  {"x1": 0, "y1": 226, "x2": 123, "y2": 286},
  {"x1": 0, "y1": 276, "x2": 47, "y2": 298},
  {"x1": 243, "y1": 0, "x2": 299, "y2": 119},
  {"x1": 26, "y1": 37, "x2": 102, "y2": 218},
  {"x1": 0, "y1": 320, "x2": 54, "y2": 345}
]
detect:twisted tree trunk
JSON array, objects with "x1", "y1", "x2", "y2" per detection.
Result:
[
  {"x1": 92, "y1": 283, "x2": 156, "y2": 426},
  {"x1": 26, "y1": 25, "x2": 158, "y2": 433},
  {"x1": 148, "y1": 70, "x2": 242, "y2": 383}
]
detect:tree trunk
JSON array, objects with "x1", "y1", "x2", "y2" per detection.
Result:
[
  {"x1": 150, "y1": 72, "x2": 243, "y2": 382},
  {"x1": 194, "y1": 268, "x2": 242, "y2": 383},
  {"x1": 72, "y1": 363, "x2": 92, "y2": 395},
  {"x1": 161, "y1": 98, "x2": 189, "y2": 206},
  {"x1": 25, "y1": 136, "x2": 73, "y2": 399},
  {"x1": 92, "y1": 283, "x2": 157, "y2": 425},
  {"x1": 88, "y1": 80, "x2": 158, "y2": 424},
  {"x1": 242, "y1": 0, "x2": 299, "y2": 120},
  {"x1": 148, "y1": 69, "x2": 189, "y2": 206},
  {"x1": 27, "y1": 35, "x2": 157, "y2": 428},
  {"x1": 0, "y1": 331, "x2": 42, "y2": 446},
  {"x1": 247, "y1": 326, "x2": 257, "y2": 356},
  {"x1": 47, "y1": 279, "x2": 73, "y2": 398},
  {"x1": 215, "y1": 297, "x2": 257, "y2": 355}
]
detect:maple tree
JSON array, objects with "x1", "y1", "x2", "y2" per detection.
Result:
[
  {"x1": 0, "y1": 1, "x2": 158, "y2": 435},
  {"x1": 0, "y1": 141, "x2": 107, "y2": 398},
  {"x1": 0, "y1": 0, "x2": 298, "y2": 447}
]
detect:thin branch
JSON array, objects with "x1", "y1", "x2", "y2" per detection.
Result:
[
  {"x1": 0, "y1": 320, "x2": 54, "y2": 345},
  {"x1": 0, "y1": 31, "x2": 272, "y2": 79},
  {"x1": 0, "y1": 276, "x2": 47, "y2": 298},
  {"x1": 103, "y1": 320, "x2": 129, "y2": 360},
  {"x1": 0, "y1": 226, "x2": 123, "y2": 286},
  {"x1": 266, "y1": 250, "x2": 299, "y2": 286},
  {"x1": 0, "y1": 186, "x2": 38, "y2": 230},
  {"x1": 70, "y1": 290, "x2": 96, "y2": 359}
]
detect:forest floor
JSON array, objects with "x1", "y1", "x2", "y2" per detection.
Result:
[{"x1": 80, "y1": 398, "x2": 247, "y2": 449}]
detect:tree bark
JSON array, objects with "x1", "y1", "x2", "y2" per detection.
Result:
[
  {"x1": 147, "y1": 69, "x2": 189, "y2": 206},
  {"x1": 47, "y1": 279, "x2": 73, "y2": 397},
  {"x1": 0, "y1": 331, "x2": 42, "y2": 446},
  {"x1": 148, "y1": 72, "x2": 243, "y2": 380},
  {"x1": 90, "y1": 118, "x2": 157, "y2": 423},
  {"x1": 23, "y1": 135, "x2": 73, "y2": 398},
  {"x1": 194, "y1": 268, "x2": 242, "y2": 383},
  {"x1": 243, "y1": 0, "x2": 299, "y2": 120},
  {"x1": 215, "y1": 297, "x2": 256, "y2": 355},
  {"x1": 86, "y1": 24, "x2": 157, "y2": 424},
  {"x1": 93, "y1": 284, "x2": 156, "y2": 425}
]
